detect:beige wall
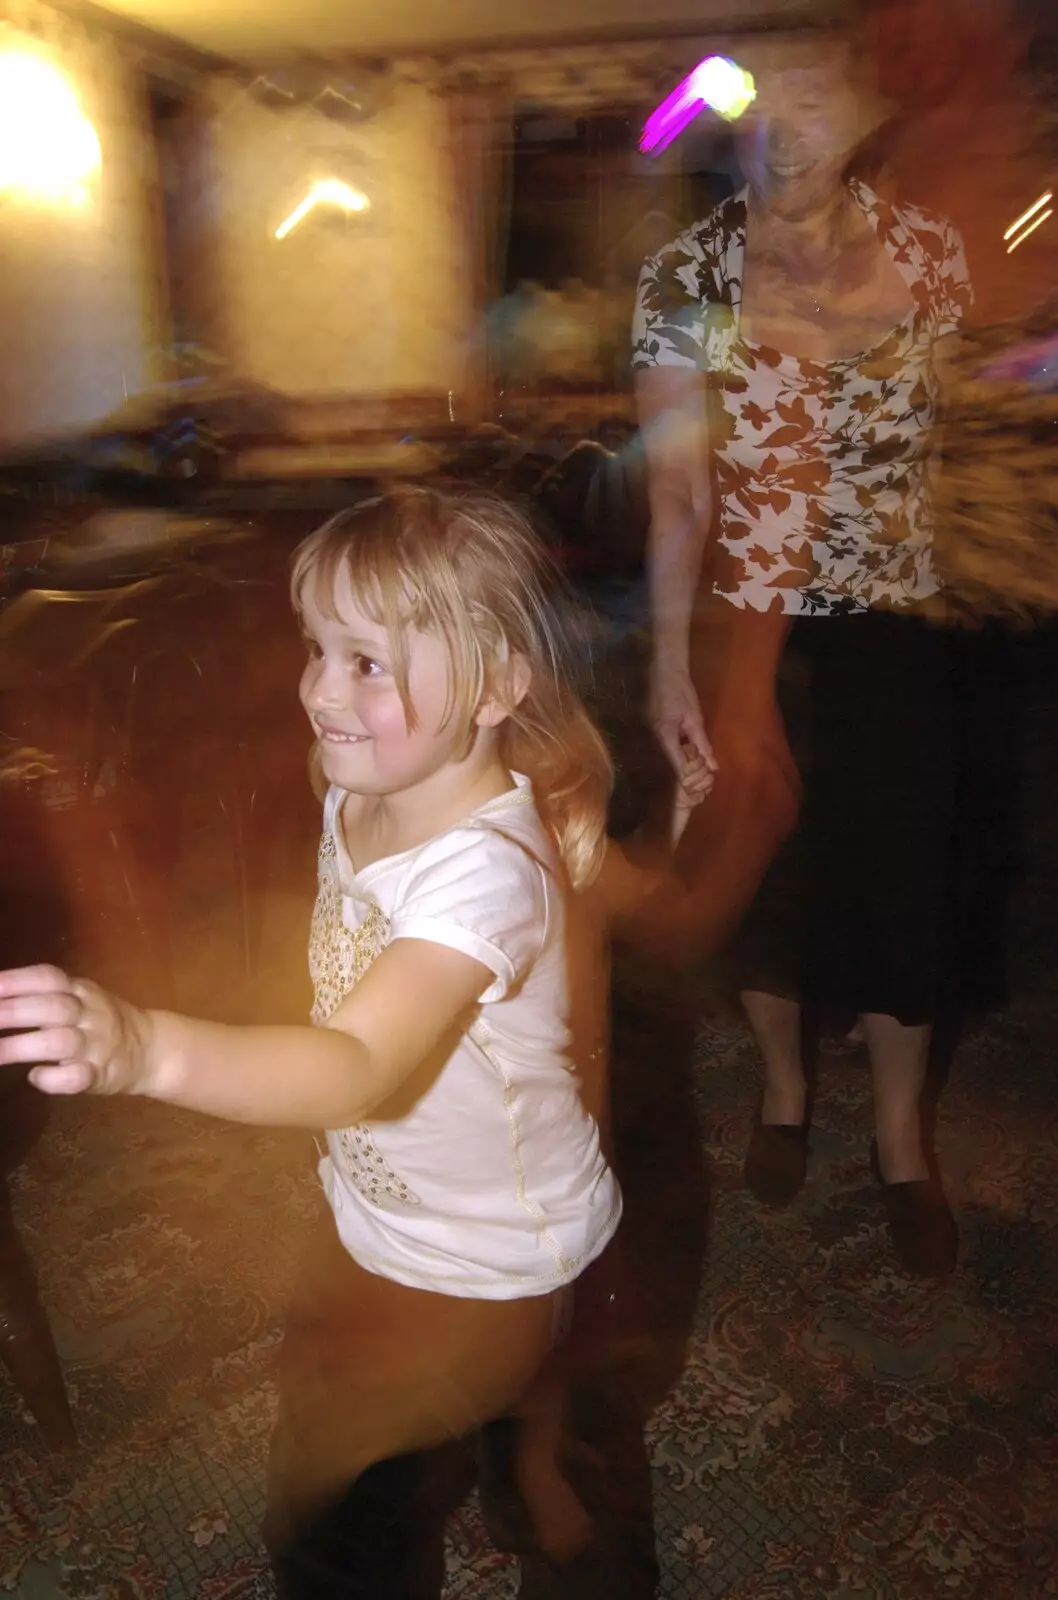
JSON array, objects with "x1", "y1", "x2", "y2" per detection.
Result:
[
  {"x1": 207, "y1": 79, "x2": 471, "y2": 399},
  {"x1": 0, "y1": 3, "x2": 166, "y2": 449},
  {"x1": 95, "y1": 0, "x2": 822, "y2": 60}
]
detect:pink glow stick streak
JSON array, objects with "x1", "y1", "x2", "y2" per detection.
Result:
[
  {"x1": 640, "y1": 56, "x2": 755, "y2": 156},
  {"x1": 641, "y1": 90, "x2": 702, "y2": 154}
]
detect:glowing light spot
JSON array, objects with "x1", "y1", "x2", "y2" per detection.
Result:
[
  {"x1": 690, "y1": 57, "x2": 757, "y2": 121},
  {"x1": 1003, "y1": 191, "x2": 1053, "y2": 254},
  {"x1": 1003, "y1": 191, "x2": 1052, "y2": 241},
  {"x1": 640, "y1": 56, "x2": 756, "y2": 156},
  {"x1": 0, "y1": 48, "x2": 101, "y2": 205},
  {"x1": 275, "y1": 178, "x2": 370, "y2": 240},
  {"x1": 1006, "y1": 207, "x2": 1052, "y2": 254}
]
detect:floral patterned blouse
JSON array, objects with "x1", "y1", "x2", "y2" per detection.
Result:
[{"x1": 632, "y1": 182, "x2": 973, "y2": 614}]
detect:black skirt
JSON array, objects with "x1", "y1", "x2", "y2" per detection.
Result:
[{"x1": 729, "y1": 607, "x2": 956, "y2": 1026}]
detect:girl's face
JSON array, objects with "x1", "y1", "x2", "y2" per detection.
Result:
[
  {"x1": 298, "y1": 573, "x2": 466, "y2": 798},
  {"x1": 738, "y1": 49, "x2": 864, "y2": 220}
]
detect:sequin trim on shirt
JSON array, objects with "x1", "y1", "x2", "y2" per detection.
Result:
[{"x1": 308, "y1": 823, "x2": 421, "y2": 1207}]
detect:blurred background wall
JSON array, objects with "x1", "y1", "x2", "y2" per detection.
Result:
[
  {"x1": 205, "y1": 76, "x2": 471, "y2": 399},
  {"x1": 1, "y1": 0, "x2": 1054, "y2": 451},
  {"x1": 0, "y1": 0, "x2": 167, "y2": 448}
]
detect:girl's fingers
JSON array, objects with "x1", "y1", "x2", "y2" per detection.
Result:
[
  {"x1": 0, "y1": 991, "x2": 82, "y2": 1033},
  {"x1": 679, "y1": 736, "x2": 719, "y2": 774},
  {"x1": 0, "y1": 964, "x2": 73, "y2": 1001},
  {"x1": 680, "y1": 740, "x2": 718, "y2": 787},
  {"x1": 0, "y1": 1024, "x2": 84, "y2": 1068},
  {"x1": 27, "y1": 1061, "x2": 96, "y2": 1096},
  {"x1": 0, "y1": 971, "x2": 107, "y2": 1095},
  {"x1": 681, "y1": 764, "x2": 715, "y2": 798}
]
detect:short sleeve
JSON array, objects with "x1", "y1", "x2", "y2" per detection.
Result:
[
  {"x1": 632, "y1": 235, "x2": 712, "y2": 372},
  {"x1": 389, "y1": 826, "x2": 548, "y2": 1004},
  {"x1": 935, "y1": 219, "x2": 974, "y2": 340}
]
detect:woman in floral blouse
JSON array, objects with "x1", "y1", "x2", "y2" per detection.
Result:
[{"x1": 633, "y1": 32, "x2": 972, "y2": 1276}]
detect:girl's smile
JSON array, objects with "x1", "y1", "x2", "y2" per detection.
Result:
[
  {"x1": 299, "y1": 586, "x2": 454, "y2": 797},
  {"x1": 314, "y1": 722, "x2": 370, "y2": 744}
]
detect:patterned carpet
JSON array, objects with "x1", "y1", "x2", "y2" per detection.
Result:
[
  {"x1": 2, "y1": 619, "x2": 1057, "y2": 1599},
  {"x1": 2, "y1": 976, "x2": 1056, "y2": 1597}
]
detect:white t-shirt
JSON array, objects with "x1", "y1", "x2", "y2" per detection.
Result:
[{"x1": 309, "y1": 773, "x2": 621, "y2": 1299}]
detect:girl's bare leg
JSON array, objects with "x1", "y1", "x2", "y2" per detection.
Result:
[
  {"x1": 265, "y1": 1225, "x2": 557, "y2": 1591},
  {"x1": 514, "y1": 1373, "x2": 594, "y2": 1562}
]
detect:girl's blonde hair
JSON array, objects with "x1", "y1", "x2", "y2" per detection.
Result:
[{"x1": 291, "y1": 484, "x2": 613, "y2": 889}]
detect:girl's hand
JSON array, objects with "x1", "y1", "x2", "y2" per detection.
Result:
[
  {"x1": 672, "y1": 741, "x2": 712, "y2": 845},
  {"x1": 0, "y1": 965, "x2": 151, "y2": 1097}
]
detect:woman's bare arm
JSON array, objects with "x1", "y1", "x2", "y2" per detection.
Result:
[{"x1": 636, "y1": 366, "x2": 716, "y2": 778}]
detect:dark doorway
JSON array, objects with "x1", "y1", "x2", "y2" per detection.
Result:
[{"x1": 147, "y1": 83, "x2": 218, "y2": 370}]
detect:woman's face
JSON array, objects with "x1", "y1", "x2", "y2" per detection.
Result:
[{"x1": 738, "y1": 48, "x2": 865, "y2": 219}]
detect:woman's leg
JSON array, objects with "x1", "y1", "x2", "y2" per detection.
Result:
[
  {"x1": 264, "y1": 1220, "x2": 557, "y2": 1598},
  {"x1": 741, "y1": 990, "x2": 806, "y2": 1125},
  {"x1": 696, "y1": 613, "x2": 812, "y2": 1198},
  {"x1": 863, "y1": 1009, "x2": 956, "y2": 1275},
  {"x1": 671, "y1": 599, "x2": 800, "y2": 960},
  {"x1": 739, "y1": 989, "x2": 810, "y2": 1207},
  {"x1": 863, "y1": 1012, "x2": 931, "y2": 1183},
  {"x1": 802, "y1": 610, "x2": 957, "y2": 1272}
]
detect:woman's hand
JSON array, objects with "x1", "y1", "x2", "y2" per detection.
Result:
[
  {"x1": 650, "y1": 660, "x2": 717, "y2": 797},
  {"x1": 0, "y1": 965, "x2": 152, "y2": 1097}
]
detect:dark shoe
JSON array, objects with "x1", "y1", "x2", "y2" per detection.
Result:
[
  {"x1": 743, "y1": 1115, "x2": 808, "y2": 1206},
  {"x1": 870, "y1": 1141, "x2": 957, "y2": 1278},
  {"x1": 518, "y1": 1538, "x2": 657, "y2": 1599}
]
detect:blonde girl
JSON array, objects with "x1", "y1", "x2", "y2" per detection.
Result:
[{"x1": 0, "y1": 486, "x2": 704, "y2": 1597}]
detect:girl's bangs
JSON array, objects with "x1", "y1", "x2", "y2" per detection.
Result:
[
  {"x1": 291, "y1": 501, "x2": 480, "y2": 730},
  {"x1": 292, "y1": 521, "x2": 420, "y2": 632}
]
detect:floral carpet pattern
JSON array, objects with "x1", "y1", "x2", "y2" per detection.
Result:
[{"x1": 2, "y1": 995, "x2": 1056, "y2": 1599}]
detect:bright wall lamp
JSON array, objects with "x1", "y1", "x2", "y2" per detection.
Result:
[{"x1": 0, "y1": 45, "x2": 102, "y2": 205}]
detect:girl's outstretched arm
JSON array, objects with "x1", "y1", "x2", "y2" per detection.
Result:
[{"x1": 0, "y1": 941, "x2": 491, "y2": 1129}]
